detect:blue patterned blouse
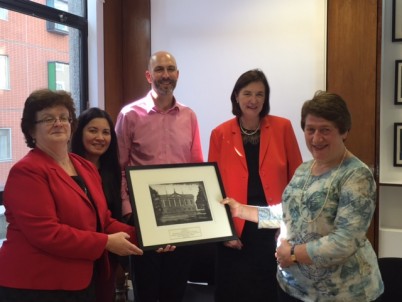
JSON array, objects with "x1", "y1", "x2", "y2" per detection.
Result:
[{"x1": 258, "y1": 156, "x2": 384, "y2": 302}]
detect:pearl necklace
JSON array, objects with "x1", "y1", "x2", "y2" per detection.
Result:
[
  {"x1": 239, "y1": 121, "x2": 260, "y2": 136},
  {"x1": 299, "y1": 148, "x2": 348, "y2": 223}
]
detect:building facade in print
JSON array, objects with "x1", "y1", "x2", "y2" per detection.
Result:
[
  {"x1": 160, "y1": 191, "x2": 197, "y2": 215},
  {"x1": 149, "y1": 182, "x2": 212, "y2": 226}
]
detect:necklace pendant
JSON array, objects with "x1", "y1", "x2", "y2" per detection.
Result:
[{"x1": 239, "y1": 121, "x2": 261, "y2": 136}]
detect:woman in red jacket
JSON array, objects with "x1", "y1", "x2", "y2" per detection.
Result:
[
  {"x1": 0, "y1": 89, "x2": 173, "y2": 302},
  {"x1": 208, "y1": 69, "x2": 302, "y2": 302},
  {"x1": 71, "y1": 107, "x2": 130, "y2": 302}
]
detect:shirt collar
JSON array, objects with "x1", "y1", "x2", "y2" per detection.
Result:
[{"x1": 148, "y1": 94, "x2": 180, "y2": 114}]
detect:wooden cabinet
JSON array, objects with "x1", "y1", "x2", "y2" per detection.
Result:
[
  {"x1": 103, "y1": 0, "x2": 151, "y2": 123},
  {"x1": 327, "y1": 0, "x2": 381, "y2": 250}
]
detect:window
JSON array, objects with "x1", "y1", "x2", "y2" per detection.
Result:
[
  {"x1": 0, "y1": 129, "x2": 11, "y2": 162},
  {"x1": 0, "y1": 7, "x2": 7, "y2": 20},
  {"x1": 0, "y1": 205, "x2": 5, "y2": 244},
  {"x1": 0, "y1": 0, "x2": 88, "y2": 244},
  {"x1": 46, "y1": 0, "x2": 69, "y2": 35},
  {"x1": 48, "y1": 61, "x2": 70, "y2": 91},
  {"x1": 0, "y1": 55, "x2": 9, "y2": 90}
]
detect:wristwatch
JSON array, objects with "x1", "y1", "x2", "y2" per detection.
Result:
[{"x1": 290, "y1": 244, "x2": 298, "y2": 263}]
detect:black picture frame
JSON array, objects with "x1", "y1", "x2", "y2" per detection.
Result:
[
  {"x1": 394, "y1": 123, "x2": 402, "y2": 166},
  {"x1": 393, "y1": 0, "x2": 402, "y2": 41},
  {"x1": 126, "y1": 162, "x2": 237, "y2": 250},
  {"x1": 395, "y1": 60, "x2": 402, "y2": 104}
]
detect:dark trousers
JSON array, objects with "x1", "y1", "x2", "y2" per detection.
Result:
[
  {"x1": 131, "y1": 246, "x2": 193, "y2": 302},
  {"x1": 0, "y1": 284, "x2": 96, "y2": 302},
  {"x1": 214, "y1": 228, "x2": 278, "y2": 302}
]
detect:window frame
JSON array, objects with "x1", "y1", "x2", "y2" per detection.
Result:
[
  {"x1": 0, "y1": 0, "x2": 89, "y2": 206},
  {"x1": 0, "y1": 55, "x2": 10, "y2": 90},
  {"x1": 0, "y1": 0, "x2": 88, "y2": 113},
  {"x1": 0, "y1": 128, "x2": 11, "y2": 162},
  {"x1": 48, "y1": 61, "x2": 70, "y2": 91},
  {"x1": 0, "y1": 7, "x2": 8, "y2": 20},
  {"x1": 46, "y1": 0, "x2": 69, "y2": 35}
]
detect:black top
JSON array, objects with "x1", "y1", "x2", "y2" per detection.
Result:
[
  {"x1": 71, "y1": 175, "x2": 101, "y2": 232},
  {"x1": 240, "y1": 131, "x2": 276, "y2": 249}
]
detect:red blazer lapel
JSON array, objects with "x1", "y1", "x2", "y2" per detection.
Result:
[
  {"x1": 230, "y1": 119, "x2": 248, "y2": 170},
  {"x1": 51, "y1": 161, "x2": 94, "y2": 209},
  {"x1": 259, "y1": 117, "x2": 271, "y2": 169}
]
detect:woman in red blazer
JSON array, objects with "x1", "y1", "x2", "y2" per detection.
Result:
[
  {"x1": 0, "y1": 89, "x2": 173, "y2": 302},
  {"x1": 208, "y1": 69, "x2": 302, "y2": 302}
]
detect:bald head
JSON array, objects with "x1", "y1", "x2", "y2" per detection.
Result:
[{"x1": 148, "y1": 51, "x2": 177, "y2": 71}]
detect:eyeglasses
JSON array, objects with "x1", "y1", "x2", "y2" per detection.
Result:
[{"x1": 35, "y1": 117, "x2": 72, "y2": 126}]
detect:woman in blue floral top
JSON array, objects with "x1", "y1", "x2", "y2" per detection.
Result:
[{"x1": 221, "y1": 91, "x2": 383, "y2": 302}]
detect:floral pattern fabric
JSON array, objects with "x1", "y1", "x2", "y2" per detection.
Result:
[{"x1": 258, "y1": 156, "x2": 384, "y2": 302}]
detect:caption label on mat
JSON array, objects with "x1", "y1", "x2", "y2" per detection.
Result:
[{"x1": 169, "y1": 227, "x2": 202, "y2": 240}]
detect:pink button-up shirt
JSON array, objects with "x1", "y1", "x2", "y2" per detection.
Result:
[{"x1": 115, "y1": 92, "x2": 204, "y2": 215}]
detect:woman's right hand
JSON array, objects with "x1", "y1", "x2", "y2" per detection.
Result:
[{"x1": 106, "y1": 232, "x2": 143, "y2": 256}]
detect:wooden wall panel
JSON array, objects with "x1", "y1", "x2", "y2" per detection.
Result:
[
  {"x1": 104, "y1": 0, "x2": 123, "y2": 122},
  {"x1": 122, "y1": 0, "x2": 151, "y2": 105},
  {"x1": 104, "y1": 0, "x2": 151, "y2": 123},
  {"x1": 327, "y1": 0, "x2": 379, "y2": 167},
  {"x1": 327, "y1": 0, "x2": 381, "y2": 250}
]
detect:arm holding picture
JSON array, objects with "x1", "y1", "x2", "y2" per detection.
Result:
[{"x1": 221, "y1": 197, "x2": 282, "y2": 227}]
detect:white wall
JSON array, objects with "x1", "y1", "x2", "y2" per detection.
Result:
[
  {"x1": 378, "y1": 0, "x2": 402, "y2": 257},
  {"x1": 380, "y1": 0, "x2": 402, "y2": 184},
  {"x1": 87, "y1": 0, "x2": 105, "y2": 109},
  {"x1": 150, "y1": 0, "x2": 327, "y2": 160}
]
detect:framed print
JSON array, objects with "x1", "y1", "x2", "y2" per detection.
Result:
[
  {"x1": 394, "y1": 123, "x2": 402, "y2": 166},
  {"x1": 126, "y1": 162, "x2": 237, "y2": 250},
  {"x1": 395, "y1": 60, "x2": 402, "y2": 104},
  {"x1": 393, "y1": 0, "x2": 402, "y2": 41}
]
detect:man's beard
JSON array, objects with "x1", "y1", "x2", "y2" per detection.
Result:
[{"x1": 154, "y1": 79, "x2": 177, "y2": 95}]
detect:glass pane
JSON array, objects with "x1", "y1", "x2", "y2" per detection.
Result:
[
  {"x1": 0, "y1": 8, "x2": 8, "y2": 21},
  {"x1": 0, "y1": 7, "x2": 84, "y2": 234},
  {"x1": 0, "y1": 55, "x2": 9, "y2": 89},
  {"x1": 0, "y1": 128, "x2": 11, "y2": 161}
]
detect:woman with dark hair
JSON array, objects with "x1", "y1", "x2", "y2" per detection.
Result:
[
  {"x1": 71, "y1": 108, "x2": 122, "y2": 221},
  {"x1": 208, "y1": 69, "x2": 302, "y2": 301},
  {"x1": 0, "y1": 90, "x2": 173, "y2": 302},
  {"x1": 71, "y1": 107, "x2": 130, "y2": 302}
]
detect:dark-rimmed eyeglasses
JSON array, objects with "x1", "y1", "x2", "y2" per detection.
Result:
[{"x1": 35, "y1": 117, "x2": 72, "y2": 126}]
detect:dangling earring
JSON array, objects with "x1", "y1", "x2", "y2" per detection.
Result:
[{"x1": 32, "y1": 138, "x2": 36, "y2": 144}]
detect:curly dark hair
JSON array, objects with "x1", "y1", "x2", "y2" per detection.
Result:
[
  {"x1": 301, "y1": 90, "x2": 351, "y2": 134},
  {"x1": 21, "y1": 89, "x2": 77, "y2": 148},
  {"x1": 230, "y1": 69, "x2": 270, "y2": 118}
]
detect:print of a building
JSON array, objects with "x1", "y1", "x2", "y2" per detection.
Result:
[{"x1": 149, "y1": 184, "x2": 212, "y2": 226}]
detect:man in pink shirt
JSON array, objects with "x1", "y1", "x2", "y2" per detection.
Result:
[{"x1": 115, "y1": 51, "x2": 204, "y2": 302}]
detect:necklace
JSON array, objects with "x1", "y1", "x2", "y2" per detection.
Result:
[
  {"x1": 239, "y1": 120, "x2": 260, "y2": 136},
  {"x1": 299, "y1": 148, "x2": 348, "y2": 223}
]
